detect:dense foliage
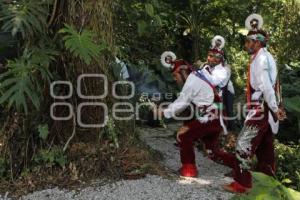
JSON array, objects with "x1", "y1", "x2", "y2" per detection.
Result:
[
  {"x1": 0, "y1": 0, "x2": 118, "y2": 183},
  {"x1": 0, "y1": 0, "x2": 299, "y2": 198},
  {"x1": 275, "y1": 141, "x2": 300, "y2": 191}
]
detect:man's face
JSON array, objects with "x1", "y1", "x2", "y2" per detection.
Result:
[
  {"x1": 244, "y1": 39, "x2": 259, "y2": 54},
  {"x1": 207, "y1": 53, "x2": 221, "y2": 66}
]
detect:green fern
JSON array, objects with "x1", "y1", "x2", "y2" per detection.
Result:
[
  {"x1": 0, "y1": 0, "x2": 50, "y2": 38},
  {"x1": 59, "y1": 24, "x2": 108, "y2": 65},
  {"x1": 0, "y1": 47, "x2": 56, "y2": 114}
]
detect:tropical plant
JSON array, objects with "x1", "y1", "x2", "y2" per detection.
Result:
[
  {"x1": 33, "y1": 146, "x2": 67, "y2": 168},
  {"x1": 113, "y1": 0, "x2": 177, "y2": 63},
  {"x1": 275, "y1": 141, "x2": 300, "y2": 191},
  {"x1": 0, "y1": 46, "x2": 57, "y2": 114},
  {"x1": 0, "y1": 0, "x2": 51, "y2": 39},
  {"x1": 232, "y1": 172, "x2": 300, "y2": 200},
  {"x1": 180, "y1": 4, "x2": 208, "y2": 61},
  {"x1": 136, "y1": 2, "x2": 164, "y2": 36},
  {"x1": 278, "y1": 62, "x2": 300, "y2": 141},
  {"x1": 59, "y1": 24, "x2": 108, "y2": 65}
]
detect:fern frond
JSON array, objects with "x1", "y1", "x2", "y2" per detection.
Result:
[{"x1": 59, "y1": 24, "x2": 108, "y2": 65}]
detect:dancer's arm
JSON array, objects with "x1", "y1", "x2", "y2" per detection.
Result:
[{"x1": 163, "y1": 75, "x2": 195, "y2": 119}]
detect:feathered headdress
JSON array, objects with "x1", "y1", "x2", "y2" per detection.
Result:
[
  {"x1": 160, "y1": 51, "x2": 193, "y2": 73},
  {"x1": 245, "y1": 14, "x2": 263, "y2": 31},
  {"x1": 160, "y1": 51, "x2": 176, "y2": 69},
  {"x1": 245, "y1": 14, "x2": 268, "y2": 45},
  {"x1": 208, "y1": 35, "x2": 225, "y2": 58}
]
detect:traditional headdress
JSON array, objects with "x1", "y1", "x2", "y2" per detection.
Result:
[
  {"x1": 160, "y1": 51, "x2": 193, "y2": 73},
  {"x1": 245, "y1": 14, "x2": 268, "y2": 45},
  {"x1": 208, "y1": 35, "x2": 225, "y2": 59},
  {"x1": 160, "y1": 51, "x2": 176, "y2": 69}
]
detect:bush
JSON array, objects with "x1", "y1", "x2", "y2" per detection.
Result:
[
  {"x1": 275, "y1": 141, "x2": 300, "y2": 191},
  {"x1": 231, "y1": 172, "x2": 300, "y2": 200},
  {"x1": 33, "y1": 147, "x2": 67, "y2": 168},
  {"x1": 280, "y1": 62, "x2": 300, "y2": 143}
]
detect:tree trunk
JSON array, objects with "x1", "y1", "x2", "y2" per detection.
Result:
[
  {"x1": 193, "y1": 35, "x2": 201, "y2": 61},
  {"x1": 56, "y1": 0, "x2": 115, "y2": 140}
]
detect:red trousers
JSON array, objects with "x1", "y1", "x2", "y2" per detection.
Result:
[
  {"x1": 178, "y1": 118, "x2": 235, "y2": 169},
  {"x1": 233, "y1": 105, "x2": 275, "y2": 188}
]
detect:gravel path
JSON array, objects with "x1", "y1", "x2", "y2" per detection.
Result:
[{"x1": 2, "y1": 123, "x2": 234, "y2": 200}]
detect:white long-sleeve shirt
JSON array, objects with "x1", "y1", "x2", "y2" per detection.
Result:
[
  {"x1": 163, "y1": 73, "x2": 214, "y2": 119},
  {"x1": 250, "y1": 48, "x2": 278, "y2": 113},
  {"x1": 201, "y1": 63, "x2": 230, "y2": 88}
]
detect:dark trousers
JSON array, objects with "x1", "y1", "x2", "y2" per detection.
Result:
[
  {"x1": 223, "y1": 88, "x2": 235, "y2": 130},
  {"x1": 178, "y1": 119, "x2": 235, "y2": 168},
  {"x1": 233, "y1": 105, "x2": 275, "y2": 188}
]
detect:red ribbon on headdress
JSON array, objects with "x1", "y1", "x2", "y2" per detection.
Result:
[{"x1": 171, "y1": 59, "x2": 193, "y2": 73}]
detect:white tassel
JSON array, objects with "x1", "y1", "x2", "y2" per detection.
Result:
[
  {"x1": 245, "y1": 13, "x2": 264, "y2": 31},
  {"x1": 211, "y1": 35, "x2": 225, "y2": 50},
  {"x1": 160, "y1": 51, "x2": 176, "y2": 69}
]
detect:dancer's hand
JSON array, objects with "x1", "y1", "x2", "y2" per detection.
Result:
[
  {"x1": 276, "y1": 107, "x2": 287, "y2": 121},
  {"x1": 177, "y1": 126, "x2": 189, "y2": 142}
]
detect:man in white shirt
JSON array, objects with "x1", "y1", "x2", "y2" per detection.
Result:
[
  {"x1": 224, "y1": 14, "x2": 286, "y2": 193},
  {"x1": 199, "y1": 36, "x2": 230, "y2": 89},
  {"x1": 196, "y1": 48, "x2": 236, "y2": 131},
  {"x1": 157, "y1": 36, "x2": 235, "y2": 177},
  {"x1": 160, "y1": 51, "x2": 195, "y2": 124}
]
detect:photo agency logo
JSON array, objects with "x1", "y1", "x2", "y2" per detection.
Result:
[
  {"x1": 50, "y1": 74, "x2": 134, "y2": 128},
  {"x1": 50, "y1": 74, "x2": 264, "y2": 128}
]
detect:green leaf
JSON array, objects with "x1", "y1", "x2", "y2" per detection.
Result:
[
  {"x1": 0, "y1": 46, "x2": 54, "y2": 114},
  {"x1": 282, "y1": 179, "x2": 292, "y2": 184},
  {"x1": 38, "y1": 124, "x2": 49, "y2": 141},
  {"x1": 145, "y1": 3, "x2": 155, "y2": 17},
  {"x1": 59, "y1": 24, "x2": 106, "y2": 65},
  {"x1": 56, "y1": 156, "x2": 67, "y2": 168},
  {"x1": 231, "y1": 172, "x2": 300, "y2": 200},
  {"x1": 0, "y1": 0, "x2": 49, "y2": 39},
  {"x1": 154, "y1": 15, "x2": 163, "y2": 26}
]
